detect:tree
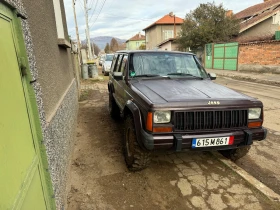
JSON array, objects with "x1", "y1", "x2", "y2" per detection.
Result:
[
  {"x1": 177, "y1": 2, "x2": 240, "y2": 51},
  {"x1": 139, "y1": 43, "x2": 146, "y2": 50},
  {"x1": 110, "y1": 38, "x2": 119, "y2": 52},
  {"x1": 104, "y1": 43, "x2": 110, "y2": 53},
  {"x1": 91, "y1": 43, "x2": 101, "y2": 56}
]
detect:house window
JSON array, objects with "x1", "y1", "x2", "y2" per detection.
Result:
[
  {"x1": 272, "y1": 13, "x2": 280, "y2": 25},
  {"x1": 136, "y1": 42, "x2": 140, "y2": 47},
  {"x1": 163, "y1": 30, "x2": 174, "y2": 40}
]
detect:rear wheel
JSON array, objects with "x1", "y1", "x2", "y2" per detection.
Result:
[
  {"x1": 123, "y1": 115, "x2": 151, "y2": 171},
  {"x1": 220, "y1": 145, "x2": 251, "y2": 161},
  {"x1": 109, "y1": 93, "x2": 120, "y2": 120}
]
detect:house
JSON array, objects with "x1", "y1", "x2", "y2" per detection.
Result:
[
  {"x1": 235, "y1": 0, "x2": 280, "y2": 42},
  {"x1": 157, "y1": 38, "x2": 179, "y2": 51},
  {"x1": 143, "y1": 12, "x2": 184, "y2": 50},
  {"x1": 0, "y1": 0, "x2": 79, "y2": 209},
  {"x1": 126, "y1": 33, "x2": 146, "y2": 50}
]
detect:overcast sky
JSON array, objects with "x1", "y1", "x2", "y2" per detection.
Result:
[{"x1": 64, "y1": 0, "x2": 263, "y2": 41}]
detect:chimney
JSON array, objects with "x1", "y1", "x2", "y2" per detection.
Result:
[
  {"x1": 169, "y1": 12, "x2": 174, "y2": 17},
  {"x1": 226, "y1": 10, "x2": 233, "y2": 17}
]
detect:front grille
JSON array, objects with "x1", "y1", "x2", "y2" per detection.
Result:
[{"x1": 174, "y1": 110, "x2": 248, "y2": 131}]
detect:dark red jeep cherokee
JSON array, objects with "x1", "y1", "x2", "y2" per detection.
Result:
[{"x1": 108, "y1": 50, "x2": 266, "y2": 171}]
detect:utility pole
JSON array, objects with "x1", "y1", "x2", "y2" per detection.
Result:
[
  {"x1": 174, "y1": 14, "x2": 176, "y2": 38},
  {"x1": 83, "y1": 0, "x2": 93, "y2": 60},
  {"x1": 72, "y1": 0, "x2": 82, "y2": 63}
]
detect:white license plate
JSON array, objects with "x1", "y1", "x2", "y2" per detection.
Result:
[{"x1": 192, "y1": 136, "x2": 234, "y2": 148}]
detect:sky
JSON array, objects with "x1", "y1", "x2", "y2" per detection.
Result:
[{"x1": 64, "y1": 0, "x2": 263, "y2": 41}]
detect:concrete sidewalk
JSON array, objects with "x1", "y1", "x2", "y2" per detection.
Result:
[{"x1": 206, "y1": 69, "x2": 280, "y2": 87}]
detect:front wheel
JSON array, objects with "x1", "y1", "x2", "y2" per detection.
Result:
[
  {"x1": 123, "y1": 115, "x2": 151, "y2": 171},
  {"x1": 220, "y1": 145, "x2": 251, "y2": 161}
]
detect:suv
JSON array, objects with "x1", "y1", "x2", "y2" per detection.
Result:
[{"x1": 108, "y1": 50, "x2": 266, "y2": 171}]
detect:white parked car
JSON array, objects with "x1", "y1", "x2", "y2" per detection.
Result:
[
  {"x1": 102, "y1": 54, "x2": 114, "y2": 76},
  {"x1": 99, "y1": 54, "x2": 105, "y2": 66}
]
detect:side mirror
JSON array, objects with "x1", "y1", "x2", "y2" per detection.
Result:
[
  {"x1": 113, "y1": 72, "x2": 123, "y2": 80},
  {"x1": 208, "y1": 73, "x2": 216, "y2": 80}
]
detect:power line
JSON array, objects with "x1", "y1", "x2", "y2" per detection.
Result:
[
  {"x1": 89, "y1": 0, "x2": 99, "y2": 21},
  {"x1": 89, "y1": 0, "x2": 107, "y2": 28},
  {"x1": 101, "y1": 13, "x2": 154, "y2": 21}
]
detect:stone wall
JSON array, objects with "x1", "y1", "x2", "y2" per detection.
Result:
[{"x1": 238, "y1": 40, "x2": 280, "y2": 73}]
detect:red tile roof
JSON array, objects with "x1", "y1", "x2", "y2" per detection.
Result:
[
  {"x1": 126, "y1": 33, "x2": 145, "y2": 42},
  {"x1": 143, "y1": 14, "x2": 184, "y2": 30},
  {"x1": 235, "y1": 0, "x2": 280, "y2": 32}
]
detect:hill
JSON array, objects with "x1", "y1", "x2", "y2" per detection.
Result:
[{"x1": 82, "y1": 36, "x2": 126, "y2": 50}]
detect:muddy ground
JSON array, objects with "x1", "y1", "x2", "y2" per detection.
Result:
[{"x1": 66, "y1": 78, "x2": 280, "y2": 210}]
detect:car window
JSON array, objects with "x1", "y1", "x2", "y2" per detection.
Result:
[
  {"x1": 111, "y1": 54, "x2": 118, "y2": 72},
  {"x1": 120, "y1": 55, "x2": 128, "y2": 75},
  {"x1": 131, "y1": 53, "x2": 208, "y2": 78},
  {"x1": 114, "y1": 54, "x2": 123, "y2": 72},
  {"x1": 106, "y1": 54, "x2": 114, "y2": 61}
]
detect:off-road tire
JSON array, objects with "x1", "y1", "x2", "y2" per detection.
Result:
[
  {"x1": 123, "y1": 115, "x2": 151, "y2": 171},
  {"x1": 109, "y1": 93, "x2": 120, "y2": 120},
  {"x1": 220, "y1": 145, "x2": 251, "y2": 161}
]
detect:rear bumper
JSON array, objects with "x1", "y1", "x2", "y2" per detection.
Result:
[{"x1": 140, "y1": 127, "x2": 267, "y2": 151}]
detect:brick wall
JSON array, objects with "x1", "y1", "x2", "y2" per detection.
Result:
[{"x1": 238, "y1": 40, "x2": 280, "y2": 65}]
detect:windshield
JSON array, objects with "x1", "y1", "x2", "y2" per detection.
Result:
[
  {"x1": 105, "y1": 54, "x2": 114, "y2": 61},
  {"x1": 130, "y1": 53, "x2": 208, "y2": 78}
]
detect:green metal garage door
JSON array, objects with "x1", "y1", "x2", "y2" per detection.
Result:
[
  {"x1": 213, "y1": 42, "x2": 239, "y2": 71},
  {"x1": 0, "y1": 3, "x2": 54, "y2": 209}
]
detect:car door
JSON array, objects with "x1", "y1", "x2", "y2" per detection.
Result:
[
  {"x1": 112, "y1": 54, "x2": 123, "y2": 106},
  {"x1": 117, "y1": 54, "x2": 128, "y2": 107}
]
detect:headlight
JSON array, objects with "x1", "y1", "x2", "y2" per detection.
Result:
[
  {"x1": 154, "y1": 111, "x2": 171, "y2": 123},
  {"x1": 248, "y1": 108, "x2": 261, "y2": 119}
]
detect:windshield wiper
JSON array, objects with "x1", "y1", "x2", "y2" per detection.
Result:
[
  {"x1": 133, "y1": 74, "x2": 161, "y2": 77},
  {"x1": 167, "y1": 72, "x2": 203, "y2": 79}
]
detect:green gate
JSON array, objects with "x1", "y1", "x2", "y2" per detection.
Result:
[
  {"x1": 205, "y1": 42, "x2": 239, "y2": 71},
  {"x1": 0, "y1": 3, "x2": 55, "y2": 209},
  {"x1": 205, "y1": 43, "x2": 213, "y2": 69}
]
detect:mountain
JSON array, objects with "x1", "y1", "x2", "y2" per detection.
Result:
[{"x1": 82, "y1": 36, "x2": 126, "y2": 50}]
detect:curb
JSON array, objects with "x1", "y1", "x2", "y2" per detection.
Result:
[
  {"x1": 212, "y1": 151, "x2": 280, "y2": 202},
  {"x1": 214, "y1": 73, "x2": 280, "y2": 87}
]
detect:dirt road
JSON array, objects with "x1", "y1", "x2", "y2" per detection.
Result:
[
  {"x1": 214, "y1": 77, "x2": 280, "y2": 195},
  {"x1": 66, "y1": 79, "x2": 280, "y2": 210}
]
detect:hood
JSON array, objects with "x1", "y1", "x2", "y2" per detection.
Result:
[{"x1": 132, "y1": 79, "x2": 252, "y2": 104}]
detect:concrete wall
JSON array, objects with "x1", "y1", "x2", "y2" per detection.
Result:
[
  {"x1": 239, "y1": 17, "x2": 279, "y2": 41},
  {"x1": 238, "y1": 40, "x2": 280, "y2": 73},
  {"x1": 145, "y1": 24, "x2": 181, "y2": 49},
  {"x1": 4, "y1": 0, "x2": 79, "y2": 209},
  {"x1": 22, "y1": 0, "x2": 74, "y2": 119}
]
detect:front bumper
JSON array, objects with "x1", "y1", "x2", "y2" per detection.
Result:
[{"x1": 140, "y1": 127, "x2": 267, "y2": 151}]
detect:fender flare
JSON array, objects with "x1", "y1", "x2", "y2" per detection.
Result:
[{"x1": 125, "y1": 100, "x2": 148, "y2": 150}]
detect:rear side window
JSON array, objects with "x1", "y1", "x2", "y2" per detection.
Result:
[
  {"x1": 120, "y1": 55, "x2": 128, "y2": 75},
  {"x1": 111, "y1": 54, "x2": 118, "y2": 72},
  {"x1": 115, "y1": 54, "x2": 124, "y2": 72}
]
